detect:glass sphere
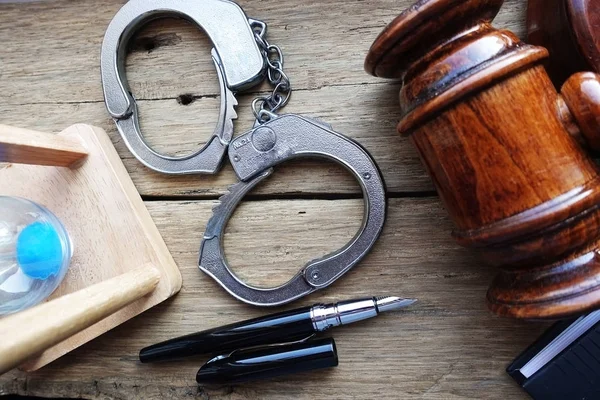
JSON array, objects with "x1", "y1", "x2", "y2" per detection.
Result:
[{"x1": 0, "y1": 196, "x2": 72, "y2": 316}]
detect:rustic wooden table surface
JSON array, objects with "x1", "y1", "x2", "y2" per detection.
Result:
[{"x1": 0, "y1": 0, "x2": 550, "y2": 399}]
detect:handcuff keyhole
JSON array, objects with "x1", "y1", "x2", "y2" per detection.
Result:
[{"x1": 124, "y1": 18, "x2": 220, "y2": 158}]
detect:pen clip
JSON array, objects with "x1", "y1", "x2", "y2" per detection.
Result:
[{"x1": 206, "y1": 333, "x2": 318, "y2": 363}]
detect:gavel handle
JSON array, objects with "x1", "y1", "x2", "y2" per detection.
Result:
[
  {"x1": 558, "y1": 72, "x2": 600, "y2": 152},
  {"x1": 0, "y1": 265, "x2": 160, "y2": 375}
]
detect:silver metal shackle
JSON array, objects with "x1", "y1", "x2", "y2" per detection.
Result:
[
  {"x1": 102, "y1": 1, "x2": 388, "y2": 307},
  {"x1": 199, "y1": 114, "x2": 386, "y2": 306},
  {"x1": 100, "y1": 0, "x2": 266, "y2": 174}
]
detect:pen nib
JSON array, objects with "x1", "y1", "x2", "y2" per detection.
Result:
[{"x1": 375, "y1": 296, "x2": 416, "y2": 313}]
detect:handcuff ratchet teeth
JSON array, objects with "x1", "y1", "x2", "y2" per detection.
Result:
[
  {"x1": 100, "y1": 0, "x2": 264, "y2": 174},
  {"x1": 101, "y1": 0, "x2": 387, "y2": 306}
]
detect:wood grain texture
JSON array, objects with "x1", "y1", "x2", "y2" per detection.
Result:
[
  {"x1": 365, "y1": 0, "x2": 600, "y2": 318},
  {"x1": 0, "y1": 266, "x2": 160, "y2": 375},
  {"x1": 0, "y1": 124, "x2": 88, "y2": 167},
  {"x1": 0, "y1": 124, "x2": 181, "y2": 370},
  {"x1": 527, "y1": 0, "x2": 600, "y2": 87},
  {"x1": 0, "y1": 0, "x2": 541, "y2": 398},
  {"x1": 0, "y1": 198, "x2": 548, "y2": 399},
  {"x1": 561, "y1": 72, "x2": 600, "y2": 151},
  {"x1": 0, "y1": 0, "x2": 526, "y2": 197}
]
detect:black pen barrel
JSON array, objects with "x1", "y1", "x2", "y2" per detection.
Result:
[{"x1": 139, "y1": 306, "x2": 315, "y2": 363}]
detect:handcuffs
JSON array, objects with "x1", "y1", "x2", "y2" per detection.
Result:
[{"x1": 101, "y1": 0, "x2": 386, "y2": 306}]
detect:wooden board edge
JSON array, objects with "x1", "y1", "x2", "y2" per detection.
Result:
[{"x1": 19, "y1": 124, "x2": 182, "y2": 371}]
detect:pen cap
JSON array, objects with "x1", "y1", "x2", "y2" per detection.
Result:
[{"x1": 196, "y1": 338, "x2": 339, "y2": 385}]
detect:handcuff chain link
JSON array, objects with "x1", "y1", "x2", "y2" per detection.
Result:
[{"x1": 249, "y1": 19, "x2": 292, "y2": 123}]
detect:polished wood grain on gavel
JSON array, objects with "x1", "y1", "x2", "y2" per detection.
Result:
[
  {"x1": 365, "y1": 0, "x2": 600, "y2": 319},
  {"x1": 528, "y1": 0, "x2": 599, "y2": 87}
]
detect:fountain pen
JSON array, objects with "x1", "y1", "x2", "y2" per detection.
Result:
[{"x1": 140, "y1": 296, "x2": 415, "y2": 363}]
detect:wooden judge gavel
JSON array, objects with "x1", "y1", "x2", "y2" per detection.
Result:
[{"x1": 365, "y1": 0, "x2": 600, "y2": 319}]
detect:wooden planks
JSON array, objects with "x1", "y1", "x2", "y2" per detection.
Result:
[
  {"x1": 0, "y1": 0, "x2": 547, "y2": 398},
  {"x1": 0, "y1": 0, "x2": 527, "y2": 196},
  {"x1": 0, "y1": 198, "x2": 549, "y2": 399}
]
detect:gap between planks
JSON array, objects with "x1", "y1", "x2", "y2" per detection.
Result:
[
  {"x1": 140, "y1": 190, "x2": 439, "y2": 202},
  {"x1": 7, "y1": 80, "x2": 401, "y2": 108}
]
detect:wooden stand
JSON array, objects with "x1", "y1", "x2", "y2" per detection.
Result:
[{"x1": 0, "y1": 124, "x2": 182, "y2": 372}]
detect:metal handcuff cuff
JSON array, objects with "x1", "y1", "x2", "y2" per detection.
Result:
[{"x1": 101, "y1": 0, "x2": 386, "y2": 306}]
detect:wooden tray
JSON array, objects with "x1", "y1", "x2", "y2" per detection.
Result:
[{"x1": 0, "y1": 124, "x2": 182, "y2": 370}]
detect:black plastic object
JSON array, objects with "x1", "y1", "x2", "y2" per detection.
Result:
[
  {"x1": 140, "y1": 307, "x2": 315, "y2": 363},
  {"x1": 196, "y1": 338, "x2": 338, "y2": 384},
  {"x1": 508, "y1": 316, "x2": 600, "y2": 400}
]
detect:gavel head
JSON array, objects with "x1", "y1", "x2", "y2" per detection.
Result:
[{"x1": 365, "y1": 0, "x2": 600, "y2": 319}]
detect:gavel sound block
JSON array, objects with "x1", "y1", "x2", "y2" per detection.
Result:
[{"x1": 365, "y1": 0, "x2": 600, "y2": 319}]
